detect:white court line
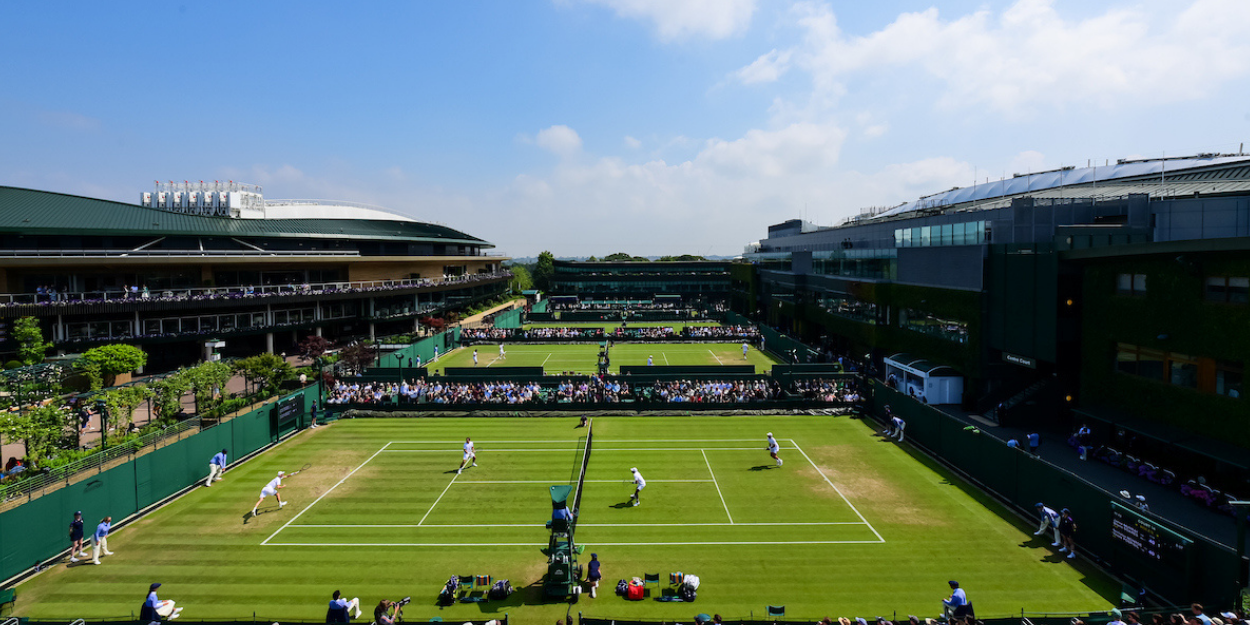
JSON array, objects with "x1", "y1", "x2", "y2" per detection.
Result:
[
  {"x1": 265, "y1": 540, "x2": 883, "y2": 547},
  {"x1": 418, "y1": 471, "x2": 460, "y2": 525},
  {"x1": 456, "y1": 479, "x2": 713, "y2": 484},
  {"x1": 387, "y1": 439, "x2": 771, "y2": 443},
  {"x1": 262, "y1": 441, "x2": 392, "y2": 546},
  {"x1": 541, "y1": 353, "x2": 553, "y2": 366},
  {"x1": 381, "y1": 447, "x2": 780, "y2": 452},
  {"x1": 790, "y1": 439, "x2": 885, "y2": 543},
  {"x1": 663, "y1": 353, "x2": 670, "y2": 365},
  {"x1": 707, "y1": 349, "x2": 723, "y2": 365},
  {"x1": 702, "y1": 449, "x2": 733, "y2": 524},
  {"x1": 285, "y1": 521, "x2": 867, "y2": 528}
]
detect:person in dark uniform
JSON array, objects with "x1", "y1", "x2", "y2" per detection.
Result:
[
  {"x1": 69, "y1": 511, "x2": 87, "y2": 563},
  {"x1": 585, "y1": 553, "x2": 602, "y2": 598},
  {"x1": 1058, "y1": 508, "x2": 1078, "y2": 559}
]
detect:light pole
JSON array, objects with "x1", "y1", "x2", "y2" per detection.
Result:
[{"x1": 395, "y1": 352, "x2": 404, "y2": 384}]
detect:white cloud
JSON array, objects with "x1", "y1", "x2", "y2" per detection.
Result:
[
  {"x1": 573, "y1": 0, "x2": 756, "y2": 41},
  {"x1": 738, "y1": 0, "x2": 1250, "y2": 115},
  {"x1": 534, "y1": 125, "x2": 583, "y2": 157},
  {"x1": 734, "y1": 49, "x2": 792, "y2": 84},
  {"x1": 624, "y1": 135, "x2": 642, "y2": 149}
]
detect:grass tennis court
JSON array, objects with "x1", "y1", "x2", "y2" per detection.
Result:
[
  {"x1": 15, "y1": 416, "x2": 1116, "y2": 622},
  {"x1": 428, "y1": 343, "x2": 778, "y2": 374},
  {"x1": 522, "y1": 322, "x2": 723, "y2": 330}
]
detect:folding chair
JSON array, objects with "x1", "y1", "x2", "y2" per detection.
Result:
[
  {"x1": 767, "y1": 605, "x2": 786, "y2": 618},
  {"x1": 643, "y1": 573, "x2": 661, "y2": 595}
]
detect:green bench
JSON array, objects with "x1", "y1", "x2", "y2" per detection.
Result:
[{"x1": 0, "y1": 588, "x2": 15, "y2": 614}]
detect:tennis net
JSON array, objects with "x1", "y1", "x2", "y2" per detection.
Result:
[{"x1": 570, "y1": 418, "x2": 593, "y2": 533}]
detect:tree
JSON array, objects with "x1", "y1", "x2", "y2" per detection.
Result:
[
  {"x1": 298, "y1": 335, "x2": 332, "y2": 361},
  {"x1": 532, "y1": 250, "x2": 555, "y2": 291},
  {"x1": 13, "y1": 317, "x2": 52, "y2": 366},
  {"x1": 78, "y1": 344, "x2": 148, "y2": 389},
  {"x1": 658, "y1": 254, "x2": 707, "y2": 261},
  {"x1": 149, "y1": 370, "x2": 192, "y2": 420},
  {"x1": 99, "y1": 384, "x2": 154, "y2": 437},
  {"x1": 603, "y1": 252, "x2": 649, "y2": 262},
  {"x1": 185, "y1": 360, "x2": 233, "y2": 415},
  {"x1": 0, "y1": 404, "x2": 68, "y2": 460},
  {"x1": 233, "y1": 353, "x2": 294, "y2": 396},
  {"x1": 507, "y1": 265, "x2": 533, "y2": 293},
  {"x1": 338, "y1": 342, "x2": 378, "y2": 374}
]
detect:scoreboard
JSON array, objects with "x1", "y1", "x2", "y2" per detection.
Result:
[
  {"x1": 273, "y1": 395, "x2": 302, "y2": 430},
  {"x1": 1111, "y1": 502, "x2": 1191, "y2": 568}
]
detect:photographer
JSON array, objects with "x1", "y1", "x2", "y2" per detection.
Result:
[{"x1": 375, "y1": 597, "x2": 409, "y2": 625}]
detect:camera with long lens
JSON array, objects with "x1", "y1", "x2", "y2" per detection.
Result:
[{"x1": 395, "y1": 596, "x2": 411, "y2": 608}]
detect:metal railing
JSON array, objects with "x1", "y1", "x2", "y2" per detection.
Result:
[
  {"x1": 0, "y1": 248, "x2": 361, "y2": 258},
  {"x1": 0, "y1": 417, "x2": 204, "y2": 508},
  {"x1": 0, "y1": 271, "x2": 513, "y2": 307}
]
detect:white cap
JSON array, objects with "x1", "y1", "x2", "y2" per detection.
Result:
[
  {"x1": 1136, "y1": 494, "x2": 1147, "y2": 501},
  {"x1": 767, "y1": 432, "x2": 773, "y2": 437},
  {"x1": 630, "y1": 467, "x2": 638, "y2": 473},
  {"x1": 278, "y1": 471, "x2": 285, "y2": 477}
]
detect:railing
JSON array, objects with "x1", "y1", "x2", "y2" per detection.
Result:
[
  {"x1": 0, "y1": 248, "x2": 360, "y2": 258},
  {"x1": 0, "y1": 271, "x2": 513, "y2": 307},
  {"x1": 0, "y1": 417, "x2": 204, "y2": 508}
]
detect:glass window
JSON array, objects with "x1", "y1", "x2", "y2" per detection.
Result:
[
  {"x1": 1115, "y1": 344, "x2": 1138, "y2": 375},
  {"x1": 1133, "y1": 274, "x2": 1147, "y2": 294},
  {"x1": 1118, "y1": 274, "x2": 1133, "y2": 294},
  {"x1": 1231, "y1": 277, "x2": 1250, "y2": 304},
  {"x1": 1137, "y1": 349, "x2": 1165, "y2": 380},
  {"x1": 1169, "y1": 356, "x2": 1198, "y2": 388},
  {"x1": 953, "y1": 222, "x2": 966, "y2": 245},
  {"x1": 895, "y1": 229, "x2": 903, "y2": 247},
  {"x1": 1216, "y1": 363, "x2": 1243, "y2": 398},
  {"x1": 1206, "y1": 276, "x2": 1227, "y2": 302},
  {"x1": 920, "y1": 226, "x2": 931, "y2": 246}
]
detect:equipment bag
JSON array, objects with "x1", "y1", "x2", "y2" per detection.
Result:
[
  {"x1": 488, "y1": 580, "x2": 513, "y2": 600},
  {"x1": 626, "y1": 583, "x2": 644, "y2": 601},
  {"x1": 683, "y1": 574, "x2": 700, "y2": 590},
  {"x1": 679, "y1": 586, "x2": 697, "y2": 602},
  {"x1": 615, "y1": 580, "x2": 629, "y2": 596}
]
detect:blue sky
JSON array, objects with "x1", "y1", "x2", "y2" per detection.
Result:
[{"x1": 3, "y1": 0, "x2": 1249, "y2": 257}]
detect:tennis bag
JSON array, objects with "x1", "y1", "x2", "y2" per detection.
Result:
[
  {"x1": 437, "y1": 576, "x2": 459, "y2": 606},
  {"x1": 615, "y1": 580, "x2": 629, "y2": 596},
  {"x1": 488, "y1": 580, "x2": 513, "y2": 600},
  {"x1": 679, "y1": 574, "x2": 700, "y2": 602}
]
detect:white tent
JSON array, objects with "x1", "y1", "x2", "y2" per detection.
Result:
[{"x1": 883, "y1": 353, "x2": 964, "y2": 405}]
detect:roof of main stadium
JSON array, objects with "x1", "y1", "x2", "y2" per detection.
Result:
[{"x1": 0, "y1": 186, "x2": 490, "y2": 245}]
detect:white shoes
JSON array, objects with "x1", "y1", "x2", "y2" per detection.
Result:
[
  {"x1": 632, "y1": 500, "x2": 639, "y2": 507},
  {"x1": 472, "y1": 462, "x2": 478, "y2": 467},
  {"x1": 70, "y1": 557, "x2": 79, "y2": 563},
  {"x1": 1051, "y1": 542, "x2": 1060, "y2": 547},
  {"x1": 251, "y1": 509, "x2": 258, "y2": 516},
  {"x1": 104, "y1": 551, "x2": 115, "y2": 556},
  {"x1": 457, "y1": 469, "x2": 462, "y2": 474},
  {"x1": 279, "y1": 501, "x2": 287, "y2": 508},
  {"x1": 1067, "y1": 552, "x2": 1076, "y2": 559},
  {"x1": 1058, "y1": 547, "x2": 1067, "y2": 553},
  {"x1": 1033, "y1": 531, "x2": 1043, "y2": 536}
]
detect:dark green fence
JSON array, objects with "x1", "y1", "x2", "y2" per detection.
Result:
[
  {"x1": 492, "y1": 307, "x2": 523, "y2": 329},
  {"x1": 867, "y1": 380, "x2": 1244, "y2": 607},
  {"x1": 378, "y1": 328, "x2": 461, "y2": 367},
  {"x1": 0, "y1": 385, "x2": 318, "y2": 583}
]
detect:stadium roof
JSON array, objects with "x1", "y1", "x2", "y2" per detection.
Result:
[
  {"x1": 874, "y1": 154, "x2": 1250, "y2": 220},
  {"x1": 0, "y1": 186, "x2": 490, "y2": 245}
]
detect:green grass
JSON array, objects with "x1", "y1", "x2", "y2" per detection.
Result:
[
  {"x1": 15, "y1": 417, "x2": 1115, "y2": 623},
  {"x1": 522, "y1": 322, "x2": 723, "y2": 330},
  {"x1": 431, "y1": 343, "x2": 777, "y2": 374}
]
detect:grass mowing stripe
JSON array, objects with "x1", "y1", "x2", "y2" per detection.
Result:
[
  {"x1": 702, "y1": 449, "x2": 733, "y2": 524},
  {"x1": 261, "y1": 441, "x2": 391, "y2": 545},
  {"x1": 283, "y1": 521, "x2": 869, "y2": 528},
  {"x1": 418, "y1": 471, "x2": 460, "y2": 525},
  {"x1": 790, "y1": 438, "x2": 885, "y2": 543}
]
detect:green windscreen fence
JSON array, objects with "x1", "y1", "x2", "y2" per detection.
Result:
[
  {"x1": 726, "y1": 311, "x2": 819, "y2": 363},
  {"x1": 866, "y1": 380, "x2": 1243, "y2": 607},
  {"x1": 493, "y1": 307, "x2": 523, "y2": 329},
  {"x1": 0, "y1": 385, "x2": 317, "y2": 582},
  {"x1": 383, "y1": 328, "x2": 461, "y2": 367},
  {"x1": 531, "y1": 298, "x2": 550, "y2": 313}
]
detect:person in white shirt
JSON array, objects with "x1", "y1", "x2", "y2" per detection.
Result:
[
  {"x1": 499, "y1": 344, "x2": 506, "y2": 360},
  {"x1": 628, "y1": 467, "x2": 646, "y2": 506},
  {"x1": 742, "y1": 342, "x2": 749, "y2": 359},
  {"x1": 473, "y1": 350, "x2": 478, "y2": 366},
  {"x1": 457, "y1": 437, "x2": 477, "y2": 474},
  {"x1": 767, "y1": 432, "x2": 783, "y2": 467},
  {"x1": 1034, "y1": 502, "x2": 1061, "y2": 547},
  {"x1": 253, "y1": 471, "x2": 287, "y2": 515}
]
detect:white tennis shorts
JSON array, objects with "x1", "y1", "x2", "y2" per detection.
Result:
[{"x1": 261, "y1": 487, "x2": 277, "y2": 498}]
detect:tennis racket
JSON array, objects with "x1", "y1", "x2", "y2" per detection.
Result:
[{"x1": 287, "y1": 462, "x2": 313, "y2": 477}]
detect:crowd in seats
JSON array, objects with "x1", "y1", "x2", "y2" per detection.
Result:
[
  {"x1": 326, "y1": 377, "x2": 854, "y2": 406},
  {"x1": 460, "y1": 325, "x2": 761, "y2": 342},
  {"x1": 552, "y1": 302, "x2": 686, "y2": 311},
  {"x1": 683, "y1": 325, "x2": 760, "y2": 339},
  {"x1": 5, "y1": 271, "x2": 512, "y2": 308}
]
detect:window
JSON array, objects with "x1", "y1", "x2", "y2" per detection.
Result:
[
  {"x1": 900, "y1": 308, "x2": 969, "y2": 343},
  {"x1": 1205, "y1": 276, "x2": 1249, "y2": 304},
  {"x1": 1117, "y1": 273, "x2": 1147, "y2": 295},
  {"x1": 1216, "y1": 362, "x2": 1243, "y2": 399}
]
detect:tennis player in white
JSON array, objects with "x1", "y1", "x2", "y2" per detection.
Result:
[
  {"x1": 767, "y1": 432, "x2": 783, "y2": 466},
  {"x1": 457, "y1": 437, "x2": 477, "y2": 474},
  {"x1": 252, "y1": 471, "x2": 287, "y2": 515},
  {"x1": 628, "y1": 467, "x2": 646, "y2": 506},
  {"x1": 499, "y1": 343, "x2": 506, "y2": 360},
  {"x1": 473, "y1": 350, "x2": 478, "y2": 366},
  {"x1": 743, "y1": 342, "x2": 749, "y2": 359}
]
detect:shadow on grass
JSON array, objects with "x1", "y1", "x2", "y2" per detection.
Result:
[
  {"x1": 749, "y1": 465, "x2": 778, "y2": 471},
  {"x1": 610, "y1": 501, "x2": 636, "y2": 509}
]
